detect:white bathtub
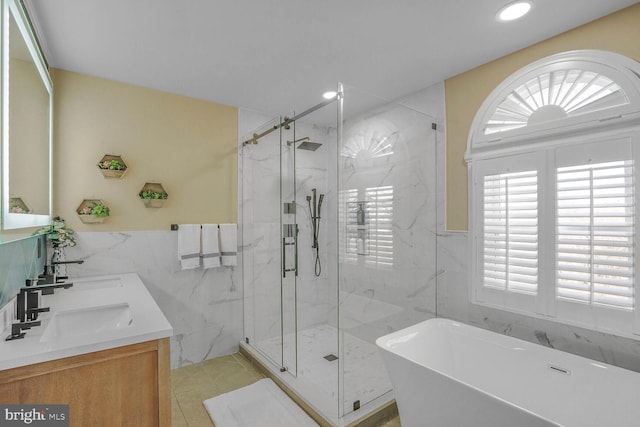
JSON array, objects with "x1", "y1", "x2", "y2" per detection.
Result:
[{"x1": 376, "y1": 318, "x2": 640, "y2": 427}]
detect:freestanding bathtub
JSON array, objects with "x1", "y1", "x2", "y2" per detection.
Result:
[{"x1": 376, "y1": 318, "x2": 640, "y2": 427}]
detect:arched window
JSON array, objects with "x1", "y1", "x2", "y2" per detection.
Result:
[{"x1": 466, "y1": 50, "x2": 640, "y2": 337}]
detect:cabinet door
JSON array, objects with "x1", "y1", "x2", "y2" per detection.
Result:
[{"x1": 0, "y1": 339, "x2": 171, "y2": 427}]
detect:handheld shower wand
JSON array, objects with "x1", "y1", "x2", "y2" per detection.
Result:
[
  {"x1": 318, "y1": 194, "x2": 324, "y2": 218},
  {"x1": 308, "y1": 189, "x2": 324, "y2": 276}
]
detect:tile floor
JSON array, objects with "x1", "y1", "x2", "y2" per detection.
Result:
[{"x1": 171, "y1": 352, "x2": 401, "y2": 427}]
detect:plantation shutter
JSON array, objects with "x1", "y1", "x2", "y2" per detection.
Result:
[
  {"x1": 556, "y1": 149, "x2": 635, "y2": 310},
  {"x1": 366, "y1": 186, "x2": 394, "y2": 269},
  {"x1": 467, "y1": 51, "x2": 640, "y2": 335},
  {"x1": 483, "y1": 170, "x2": 539, "y2": 294},
  {"x1": 341, "y1": 189, "x2": 359, "y2": 264}
]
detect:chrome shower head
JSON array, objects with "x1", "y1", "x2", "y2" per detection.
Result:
[
  {"x1": 286, "y1": 136, "x2": 322, "y2": 151},
  {"x1": 297, "y1": 140, "x2": 323, "y2": 151}
]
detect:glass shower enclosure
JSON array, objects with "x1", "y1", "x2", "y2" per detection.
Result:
[{"x1": 240, "y1": 84, "x2": 438, "y2": 424}]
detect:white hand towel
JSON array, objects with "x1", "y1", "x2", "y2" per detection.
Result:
[
  {"x1": 201, "y1": 224, "x2": 221, "y2": 269},
  {"x1": 178, "y1": 224, "x2": 201, "y2": 270},
  {"x1": 219, "y1": 223, "x2": 238, "y2": 266}
]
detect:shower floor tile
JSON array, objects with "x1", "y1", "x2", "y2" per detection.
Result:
[{"x1": 255, "y1": 324, "x2": 393, "y2": 418}]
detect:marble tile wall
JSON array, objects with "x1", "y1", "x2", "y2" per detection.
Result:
[
  {"x1": 62, "y1": 231, "x2": 242, "y2": 369},
  {"x1": 240, "y1": 114, "x2": 284, "y2": 360},
  {"x1": 239, "y1": 107, "x2": 335, "y2": 360},
  {"x1": 436, "y1": 231, "x2": 640, "y2": 372},
  {"x1": 334, "y1": 85, "x2": 442, "y2": 342}
]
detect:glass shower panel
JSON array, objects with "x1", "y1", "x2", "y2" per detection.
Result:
[
  {"x1": 241, "y1": 117, "x2": 285, "y2": 368},
  {"x1": 289, "y1": 99, "x2": 340, "y2": 421},
  {"x1": 281, "y1": 119, "x2": 298, "y2": 376},
  {"x1": 338, "y1": 85, "x2": 438, "y2": 416},
  {"x1": 241, "y1": 91, "x2": 343, "y2": 424}
]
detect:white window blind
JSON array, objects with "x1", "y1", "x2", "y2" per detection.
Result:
[
  {"x1": 341, "y1": 186, "x2": 394, "y2": 268},
  {"x1": 366, "y1": 186, "x2": 394, "y2": 269},
  {"x1": 340, "y1": 189, "x2": 358, "y2": 264},
  {"x1": 483, "y1": 170, "x2": 538, "y2": 294},
  {"x1": 556, "y1": 160, "x2": 635, "y2": 310}
]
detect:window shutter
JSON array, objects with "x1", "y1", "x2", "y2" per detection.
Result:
[
  {"x1": 341, "y1": 189, "x2": 359, "y2": 264},
  {"x1": 483, "y1": 170, "x2": 538, "y2": 294},
  {"x1": 556, "y1": 160, "x2": 635, "y2": 310},
  {"x1": 366, "y1": 186, "x2": 394, "y2": 269},
  {"x1": 467, "y1": 50, "x2": 640, "y2": 336}
]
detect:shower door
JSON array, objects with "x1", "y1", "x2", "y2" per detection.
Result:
[
  {"x1": 242, "y1": 95, "x2": 341, "y2": 422},
  {"x1": 280, "y1": 119, "x2": 298, "y2": 376},
  {"x1": 242, "y1": 116, "x2": 298, "y2": 377}
]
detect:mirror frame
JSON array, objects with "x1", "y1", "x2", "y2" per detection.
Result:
[{"x1": 1, "y1": 0, "x2": 52, "y2": 231}]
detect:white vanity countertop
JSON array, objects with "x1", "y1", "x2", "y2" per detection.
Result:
[{"x1": 0, "y1": 273, "x2": 172, "y2": 371}]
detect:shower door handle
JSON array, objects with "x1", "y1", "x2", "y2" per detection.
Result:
[{"x1": 282, "y1": 225, "x2": 298, "y2": 278}]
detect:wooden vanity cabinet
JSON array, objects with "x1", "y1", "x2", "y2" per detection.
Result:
[{"x1": 0, "y1": 338, "x2": 170, "y2": 427}]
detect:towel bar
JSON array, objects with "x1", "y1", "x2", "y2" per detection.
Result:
[{"x1": 171, "y1": 224, "x2": 221, "y2": 231}]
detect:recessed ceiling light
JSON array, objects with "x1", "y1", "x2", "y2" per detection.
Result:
[
  {"x1": 322, "y1": 91, "x2": 338, "y2": 100},
  {"x1": 497, "y1": 1, "x2": 532, "y2": 21}
]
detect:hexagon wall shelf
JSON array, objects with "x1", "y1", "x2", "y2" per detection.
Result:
[
  {"x1": 76, "y1": 199, "x2": 110, "y2": 223},
  {"x1": 97, "y1": 154, "x2": 128, "y2": 178},
  {"x1": 138, "y1": 183, "x2": 168, "y2": 208}
]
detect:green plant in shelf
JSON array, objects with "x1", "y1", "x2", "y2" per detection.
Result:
[
  {"x1": 90, "y1": 202, "x2": 110, "y2": 217},
  {"x1": 98, "y1": 159, "x2": 124, "y2": 170},
  {"x1": 139, "y1": 190, "x2": 168, "y2": 200},
  {"x1": 79, "y1": 202, "x2": 110, "y2": 217}
]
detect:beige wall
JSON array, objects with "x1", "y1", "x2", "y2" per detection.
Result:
[
  {"x1": 444, "y1": 3, "x2": 640, "y2": 231},
  {"x1": 52, "y1": 69, "x2": 238, "y2": 231}
]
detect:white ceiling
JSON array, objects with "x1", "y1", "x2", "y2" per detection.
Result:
[{"x1": 25, "y1": 0, "x2": 639, "y2": 116}]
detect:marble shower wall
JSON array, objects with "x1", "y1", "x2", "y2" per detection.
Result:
[
  {"x1": 240, "y1": 107, "x2": 335, "y2": 362},
  {"x1": 334, "y1": 85, "x2": 441, "y2": 344},
  {"x1": 240, "y1": 85, "x2": 445, "y2": 351},
  {"x1": 289, "y1": 120, "x2": 335, "y2": 331},
  {"x1": 62, "y1": 231, "x2": 242, "y2": 369},
  {"x1": 240, "y1": 115, "x2": 285, "y2": 361}
]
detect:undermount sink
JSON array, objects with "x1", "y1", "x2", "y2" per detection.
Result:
[{"x1": 40, "y1": 303, "x2": 133, "y2": 342}]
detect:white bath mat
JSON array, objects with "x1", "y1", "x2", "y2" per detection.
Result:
[{"x1": 203, "y1": 378, "x2": 319, "y2": 427}]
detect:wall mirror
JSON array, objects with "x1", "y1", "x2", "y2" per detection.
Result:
[{"x1": 1, "y1": 0, "x2": 52, "y2": 241}]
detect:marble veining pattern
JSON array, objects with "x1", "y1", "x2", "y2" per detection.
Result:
[{"x1": 63, "y1": 230, "x2": 242, "y2": 368}]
